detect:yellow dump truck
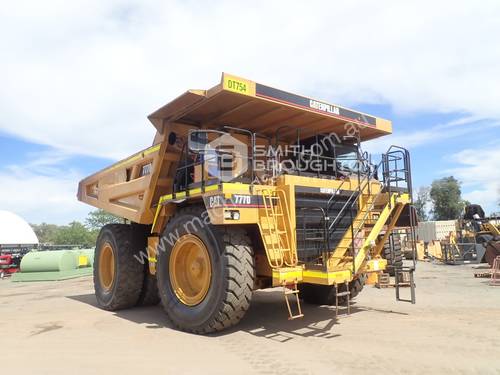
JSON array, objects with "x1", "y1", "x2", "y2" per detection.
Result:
[{"x1": 78, "y1": 73, "x2": 417, "y2": 333}]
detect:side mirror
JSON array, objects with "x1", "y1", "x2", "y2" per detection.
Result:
[{"x1": 342, "y1": 135, "x2": 356, "y2": 143}]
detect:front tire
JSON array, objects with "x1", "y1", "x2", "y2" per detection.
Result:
[{"x1": 157, "y1": 206, "x2": 255, "y2": 334}]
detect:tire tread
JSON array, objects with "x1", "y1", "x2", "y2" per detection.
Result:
[
  {"x1": 94, "y1": 224, "x2": 144, "y2": 311},
  {"x1": 159, "y1": 205, "x2": 255, "y2": 334}
]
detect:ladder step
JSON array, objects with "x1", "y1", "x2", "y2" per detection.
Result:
[
  {"x1": 283, "y1": 283, "x2": 304, "y2": 321},
  {"x1": 336, "y1": 291, "x2": 350, "y2": 297},
  {"x1": 260, "y1": 226, "x2": 286, "y2": 234}
]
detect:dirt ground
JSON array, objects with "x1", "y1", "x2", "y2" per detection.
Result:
[{"x1": 1, "y1": 262, "x2": 499, "y2": 375}]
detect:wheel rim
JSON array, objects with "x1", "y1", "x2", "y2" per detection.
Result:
[
  {"x1": 99, "y1": 242, "x2": 115, "y2": 291},
  {"x1": 169, "y1": 234, "x2": 212, "y2": 306}
]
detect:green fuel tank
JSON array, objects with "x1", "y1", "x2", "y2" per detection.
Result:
[{"x1": 20, "y1": 250, "x2": 79, "y2": 272}]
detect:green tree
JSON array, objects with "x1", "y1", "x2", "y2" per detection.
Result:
[
  {"x1": 414, "y1": 187, "x2": 430, "y2": 221},
  {"x1": 85, "y1": 209, "x2": 121, "y2": 231},
  {"x1": 430, "y1": 176, "x2": 466, "y2": 220},
  {"x1": 30, "y1": 222, "x2": 59, "y2": 244},
  {"x1": 53, "y1": 221, "x2": 96, "y2": 247}
]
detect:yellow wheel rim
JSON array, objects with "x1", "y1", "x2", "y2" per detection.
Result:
[
  {"x1": 169, "y1": 234, "x2": 212, "y2": 306},
  {"x1": 99, "y1": 242, "x2": 115, "y2": 291}
]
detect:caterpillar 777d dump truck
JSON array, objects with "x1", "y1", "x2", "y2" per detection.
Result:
[{"x1": 78, "y1": 73, "x2": 417, "y2": 333}]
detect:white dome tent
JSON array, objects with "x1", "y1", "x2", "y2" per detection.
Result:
[{"x1": 0, "y1": 210, "x2": 39, "y2": 248}]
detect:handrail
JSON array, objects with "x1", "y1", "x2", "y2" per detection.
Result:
[
  {"x1": 324, "y1": 144, "x2": 413, "y2": 274},
  {"x1": 325, "y1": 177, "x2": 349, "y2": 212},
  {"x1": 382, "y1": 145, "x2": 413, "y2": 199},
  {"x1": 327, "y1": 169, "x2": 375, "y2": 233}
]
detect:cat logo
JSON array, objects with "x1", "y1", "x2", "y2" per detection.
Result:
[{"x1": 207, "y1": 195, "x2": 224, "y2": 208}]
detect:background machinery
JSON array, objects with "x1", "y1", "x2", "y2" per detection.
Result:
[
  {"x1": 460, "y1": 204, "x2": 500, "y2": 266},
  {"x1": 0, "y1": 252, "x2": 22, "y2": 279},
  {"x1": 78, "y1": 73, "x2": 417, "y2": 333},
  {"x1": 0, "y1": 246, "x2": 32, "y2": 279}
]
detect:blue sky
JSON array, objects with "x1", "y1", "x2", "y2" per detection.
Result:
[{"x1": 1, "y1": 1, "x2": 499, "y2": 224}]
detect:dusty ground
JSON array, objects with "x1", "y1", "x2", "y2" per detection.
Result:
[{"x1": 1, "y1": 262, "x2": 499, "y2": 375}]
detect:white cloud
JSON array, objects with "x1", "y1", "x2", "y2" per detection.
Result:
[
  {"x1": 446, "y1": 145, "x2": 500, "y2": 215},
  {"x1": 1, "y1": 0, "x2": 500, "y2": 160},
  {"x1": 2, "y1": 1, "x2": 500, "y2": 223},
  {"x1": 364, "y1": 117, "x2": 500, "y2": 154},
  {"x1": 0, "y1": 151, "x2": 91, "y2": 224}
]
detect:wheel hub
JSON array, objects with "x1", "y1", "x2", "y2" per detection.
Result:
[
  {"x1": 169, "y1": 234, "x2": 212, "y2": 306},
  {"x1": 99, "y1": 242, "x2": 115, "y2": 291}
]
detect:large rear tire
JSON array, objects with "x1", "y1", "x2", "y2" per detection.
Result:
[
  {"x1": 383, "y1": 234, "x2": 403, "y2": 276},
  {"x1": 137, "y1": 272, "x2": 160, "y2": 306},
  {"x1": 157, "y1": 206, "x2": 255, "y2": 334},
  {"x1": 132, "y1": 224, "x2": 160, "y2": 307},
  {"x1": 94, "y1": 224, "x2": 144, "y2": 311}
]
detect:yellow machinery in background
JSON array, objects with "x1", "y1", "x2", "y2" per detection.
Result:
[
  {"x1": 427, "y1": 205, "x2": 500, "y2": 265},
  {"x1": 78, "y1": 73, "x2": 417, "y2": 333},
  {"x1": 460, "y1": 204, "x2": 500, "y2": 266}
]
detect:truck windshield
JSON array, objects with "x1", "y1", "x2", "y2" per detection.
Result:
[
  {"x1": 285, "y1": 135, "x2": 367, "y2": 177},
  {"x1": 334, "y1": 145, "x2": 359, "y2": 172}
]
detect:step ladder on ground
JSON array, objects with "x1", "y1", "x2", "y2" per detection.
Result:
[
  {"x1": 335, "y1": 281, "x2": 351, "y2": 317},
  {"x1": 395, "y1": 267, "x2": 416, "y2": 304},
  {"x1": 283, "y1": 281, "x2": 304, "y2": 320}
]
